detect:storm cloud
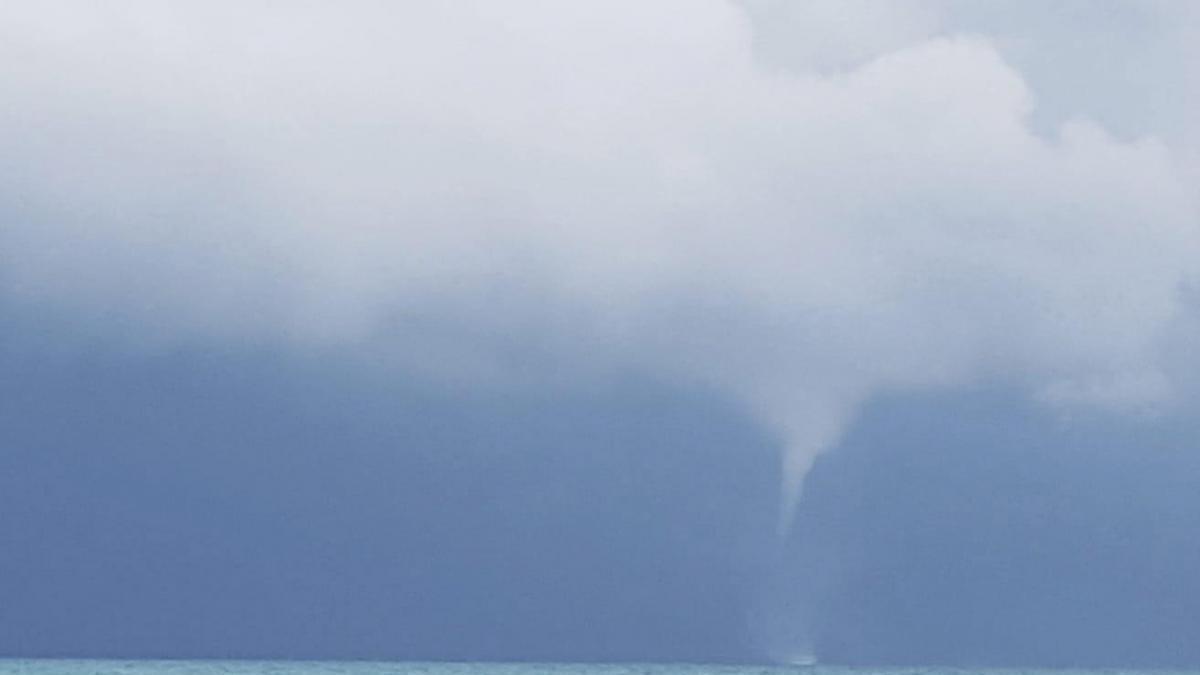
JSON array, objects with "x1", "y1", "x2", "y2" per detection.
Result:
[{"x1": 2, "y1": 1, "x2": 1198, "y2": 534}]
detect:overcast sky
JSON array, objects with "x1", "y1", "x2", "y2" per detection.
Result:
[{"x1": 2, "y1": 1, "x2": 1199, "y2": 666}]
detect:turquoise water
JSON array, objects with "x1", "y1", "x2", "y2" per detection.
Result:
[
  {"x1": 0, "y1": 664, "x2": 1196, "y2": 675},
  {"x1": 0, "y1": 665, "x2": 782, "y2": 675}
]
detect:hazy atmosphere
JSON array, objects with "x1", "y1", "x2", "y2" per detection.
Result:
[{"x1": 2, "y1": 1, "x2": 1199, "y2": 667}]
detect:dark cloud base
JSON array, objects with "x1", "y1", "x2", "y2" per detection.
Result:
[
  {"x1": 2, "y1": 337, "x2": 1199, "y2": 665},
  {"x1": 0, "y1": 339, "x2": 778, "y2": 662}
]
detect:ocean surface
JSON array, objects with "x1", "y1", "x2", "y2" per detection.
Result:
[{"x1": 0, "y1": 664, "x2": 1197, "y2": 675}]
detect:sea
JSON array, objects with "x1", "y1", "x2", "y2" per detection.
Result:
[{"x1": 0, "y1": 663, "x2": 1195, "y2": 675}]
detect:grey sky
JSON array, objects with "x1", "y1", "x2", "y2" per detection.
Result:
[{"x1": 1, "y1": 1, "x2": 1198, "y2": 665}]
